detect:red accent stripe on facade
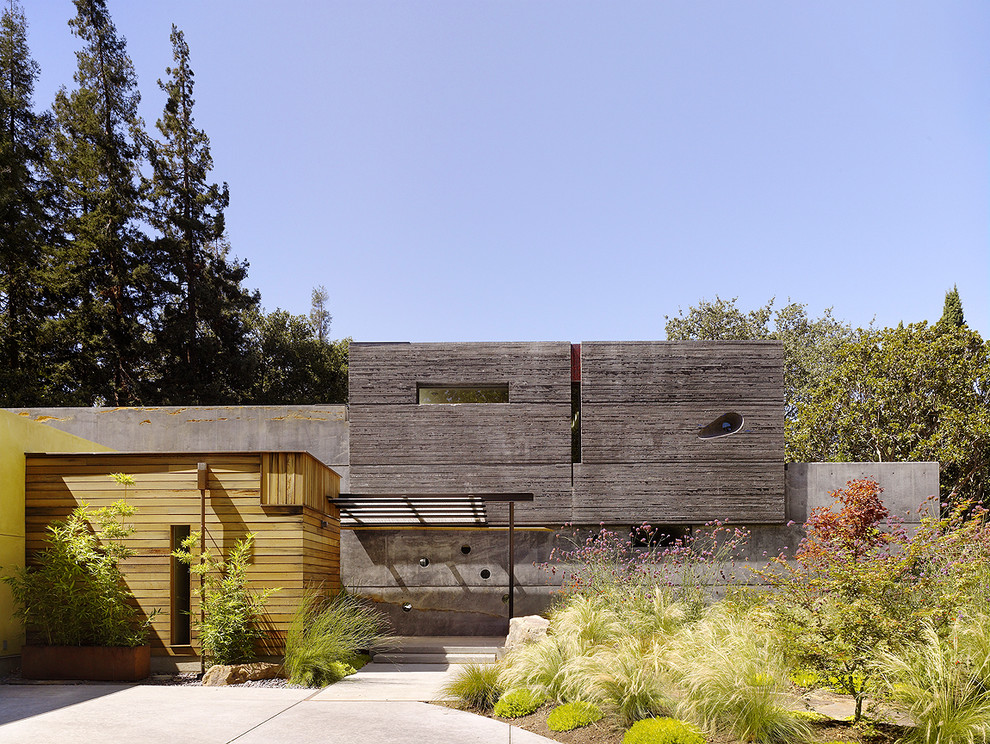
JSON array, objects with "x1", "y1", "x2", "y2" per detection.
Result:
[{"x1": 571, "y1": 344, "x2": 581, "y2": 381}]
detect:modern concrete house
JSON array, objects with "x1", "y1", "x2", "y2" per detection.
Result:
[{"x1": 6, "y1": 340, "x2": 939, "y2": 647}]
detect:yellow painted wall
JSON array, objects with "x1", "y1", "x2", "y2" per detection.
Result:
[{"x1": 0, "y1": 410, "x2": 111, "y2": 657}]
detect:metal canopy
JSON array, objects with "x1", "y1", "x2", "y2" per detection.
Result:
[
  {"x1": 333, "y1": 492, "x2": 534, "y2": 527},
  {"x1": 331, "y1": 492, "x2": 534, "y2": 622}
]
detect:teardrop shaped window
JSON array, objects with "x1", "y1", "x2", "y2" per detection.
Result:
[{"x1": 698, "y1": 412, "x2": 744, "y2": 439}]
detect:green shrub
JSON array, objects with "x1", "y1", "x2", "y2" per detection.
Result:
[
  {"x1": 547, "y1": 701, "x2": 603, "y2": 731},
  {"x1": 493, "y1": 687, "x2": 546, "y2": 718},
  {"x1": 622, "y1": 717, "x2": 706, "y2": 744},
  {"x1": 440, "y1": 663, "x2": 503, "y2": 710},
  {"x1": 283, "y1": 589, "x2": 390, "y2": 687},
  {"x1": 174, "y1": 532, "x2": 277, "y2": 665},
  {"x1": 3, "y1": 498, "x2": 152, "y2": 647}
]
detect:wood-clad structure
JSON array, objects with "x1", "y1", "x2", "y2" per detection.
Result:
[{"x1": 24, "y1": 452, "x2": 340, "y2": 659}]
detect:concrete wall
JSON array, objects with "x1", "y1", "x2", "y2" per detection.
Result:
[
  {"x1": 785, "y1": 461, "x2": 939, "y2": 524},
  {"x1": 576, "y1": 341, "x2": 785, "y2": 523},
  {"x1": 10, "y1": 406, "x2": 350, "y2": 492},
  {"x1": 344, "y1": 461, "x2": 939, "y2": 634},
  {"x1": 0, "y1": 411, "x2": 112, "y2": 664}
]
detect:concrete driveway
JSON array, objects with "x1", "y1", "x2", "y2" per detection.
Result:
[{"x1": 0, "y1": 664, "x2": 557, "y2": 744}]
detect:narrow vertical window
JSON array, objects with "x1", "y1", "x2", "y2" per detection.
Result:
[{"x1": 170, "y1": 525, "x2": 191, "y2": 645}]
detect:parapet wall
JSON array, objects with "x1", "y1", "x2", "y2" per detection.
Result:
[{"x1": 10, "y1": 406, "x2": 350, "y2": 491}]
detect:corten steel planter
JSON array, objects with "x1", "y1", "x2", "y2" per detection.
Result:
[{"x1": 21, "y1": 644, "x2": 151, "y2": 681}]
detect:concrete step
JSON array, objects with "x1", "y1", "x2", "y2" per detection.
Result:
[
  {"x1": 372, "y1": 652, "x2": 498, "y2": 665},
  {"x1": 372, "y1": 636, "x2": 505, "y2": 665}
]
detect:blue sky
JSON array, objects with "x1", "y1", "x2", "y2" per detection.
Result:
[{"x1": 23, "y1": 1, "x2": 990, "y2": 341}]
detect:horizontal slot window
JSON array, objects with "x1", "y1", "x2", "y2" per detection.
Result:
[{"x1": 418, "y1": 385, "x2": 509, "y2": 404}]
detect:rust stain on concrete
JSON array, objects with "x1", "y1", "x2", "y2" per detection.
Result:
[
  {"x1": 33, "y1": 415, "x2": 69, "y2": 422},
  {"x1": 139, "y1": 420, "x2": 151, "y2": 425},
  {"x1": 269, "y1": 413, "x2": 331, "y2": 422}
]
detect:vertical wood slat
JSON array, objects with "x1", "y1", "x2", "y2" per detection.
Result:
[{"x1": 260, "y1": 452, "x2": 339, "y2": 511}]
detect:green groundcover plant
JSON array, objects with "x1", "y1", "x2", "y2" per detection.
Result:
[
  {"x1": 3, "y1": 497, "x2": 151, "y2": 647},
  {"x1": 622, "y1": 718, "x2": 706, "y2": 744},
  {"x1": 493, "y1": 687, "x2": 547, "y2": 718},
  {"x1": 547, "y1": 701, "x2": 604, "y2": 731}
]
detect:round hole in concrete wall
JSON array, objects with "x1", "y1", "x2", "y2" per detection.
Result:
[
  {"x1": 461, "y1": 545, "x2": 471, "y2": 555},
  {"x1": 419, "y1": 557, "x2": 430, "y2": 567},
  {"x1": 480, "y1": 569, "x2": 491, "y2": 579},
  {"x1": 402, "y1": 602, "x2": 413, "y2": 612}
]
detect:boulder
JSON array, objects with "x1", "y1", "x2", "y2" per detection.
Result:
[
  {"x1": 201, "y1": 662, "x2": 284, "y2": 686},
  {"x1": 504, "y1": 615, "x2": 550, "y2": 653}
]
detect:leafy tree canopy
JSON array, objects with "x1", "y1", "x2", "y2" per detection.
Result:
[
  {"x1": 247, "y1": 308, "x2": 348, "y2": 405},
  {"x1": 789, "y1": 322, "x2": 989, "y2": 503}
]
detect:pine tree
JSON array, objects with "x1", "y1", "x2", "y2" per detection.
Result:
[
  {"x1": 145, "y1": 26, "x2": 258, "y2": 404},
  {"x1": 936, "y1": 285, "x2": 965, "y2": 333},
  {"x1": 309, "y1": 285, "x2": 330, "y2": 343},
  {"x1": 49, "y1": 0, "x2": 153, "y2": 405},
  {"x1": 0, "y1": 1, "x2": 52, "y2": 405}
]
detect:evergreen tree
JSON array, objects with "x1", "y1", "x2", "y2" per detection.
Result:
[
  {"x1": 0, "y1": 1, "x2": 50, "y2": 405},
  {"x1": 146, "y1": 26, "x2": 258, "y2": 404},
  {"x1": 936, "y1": 285, "x2": 965, "y2": 333},
  {"x1": 49, "y1": 0, "x2": 153, "y2": 405},
  {"x1": 309, "y1": 285, "x2": 330, "y2": 343}
]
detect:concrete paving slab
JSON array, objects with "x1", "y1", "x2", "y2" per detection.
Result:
[
  {"x1": 0, "y1": 684, "x2": 558, "y2": 744},
  {"x1": 310, "y1": 662, "x2": 463, "y2": 701},
  {"x1": 0, "y1": 684, "x2": 312, "y2": 744},
  {"x1": 0, "y1": 683, "x2": 131, "y2": 725},
  {"x1": 236, "y1": 700, "x2": 556, "y2": 744}
]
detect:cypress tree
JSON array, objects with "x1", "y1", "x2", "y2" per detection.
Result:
[
  {"x1": 146, "y1": 26, "x2": 258, "y2": 404},
  {"x1": 936, "y1": 285, "x2": 965, "y2": 333},
  {"x1": 0, "y1": 1, "x2": 51, "y2": 404},
  {"x1": 49, "y1": 0, "x2": 153, "y2": 405}
]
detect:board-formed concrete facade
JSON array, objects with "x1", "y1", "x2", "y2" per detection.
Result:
[{"x1": 349, "y1": 340, "x2": 785, "y2": 526}]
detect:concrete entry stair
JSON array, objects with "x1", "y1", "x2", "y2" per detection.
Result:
[{"x1": 373, "y1": 635, "x2": 505, "y2": 665}]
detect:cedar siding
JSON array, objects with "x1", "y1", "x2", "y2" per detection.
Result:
[{"x1": 24, "y1": 452, "x2": 340, "y2": 658}]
